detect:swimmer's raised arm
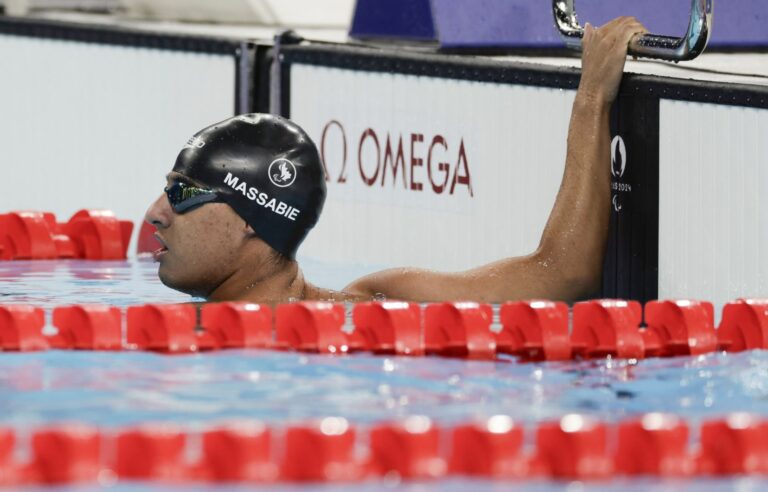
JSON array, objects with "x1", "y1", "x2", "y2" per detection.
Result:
[
  {"x1": 344, "y1": 17, "x2": 648, "y2": 304},
  {"x1": 146, "y1": 17, "x2": 647, "y2": 305}
]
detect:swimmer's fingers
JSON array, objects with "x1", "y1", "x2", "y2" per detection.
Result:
[
  {"x1": 591, "y1": 18, "x2": 649, "y2": 60},
  {"x1": 582, "y1": 22, "x2": 595, "y2": 55},
  {"x1": 592, "y1": 15, "x2": 631, "y2": 34},
  {"x1": 602, "y1": 18, "x2": 637, "y2": 48},
  {"x1": 583, "y1": 16, "x2": 632, "y2": 53},
  {"x1": 594, "y1": 16, "x2": 637, "y2": 39},
  {"x1": 582, "y1": 16, "x2": 636, "y2": 58},
  {"x1": 615, "y1": 21, "x2": 650, "y2": 56},
  {"x1": 578, "y1": 16, "x2": 647, "y2": 105}
]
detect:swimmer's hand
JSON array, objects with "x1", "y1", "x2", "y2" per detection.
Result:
[{"x1": 578, "y1": 17, "x2": 648, "y2": 108}]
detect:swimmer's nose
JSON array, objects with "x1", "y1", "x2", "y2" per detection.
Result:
[{"x1": 145, "y1": 193, "x2": 172, "y2": 229}]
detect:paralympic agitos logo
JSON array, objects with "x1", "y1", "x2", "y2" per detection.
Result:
[{"x1": 319, "y1": 120, "x2": 474, "y2": 197}]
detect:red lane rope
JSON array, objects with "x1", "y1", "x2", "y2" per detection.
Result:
[
  {"x1": 0, "y1": 299, "x2": 767, "y2": 360},
  {"x1": 0, "y1": 210, "x2": 132, "y2": 260},
  {"x1": 1, "y1": 413, "x2": 767, "y2": 485}
]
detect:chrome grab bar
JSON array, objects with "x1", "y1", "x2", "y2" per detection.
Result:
[{"x1": 553, "y1": 0, "x2": 713, "y2": 61}]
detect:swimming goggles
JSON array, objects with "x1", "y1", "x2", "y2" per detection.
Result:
[{"x1": 164, "y1": 181, "x2": 224, "y2": 214}]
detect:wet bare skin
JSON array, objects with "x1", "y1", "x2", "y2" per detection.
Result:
[
  {"x1": 145, "y1": 17, "x2": 647, "y2": 306},
  {"x1": 146, "y1": 173, "x2": 368, "y2": 305}
]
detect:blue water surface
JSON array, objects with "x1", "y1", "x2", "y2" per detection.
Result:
[{"x1": 1, "y1": 259, "x2": 768, "y2": 490}]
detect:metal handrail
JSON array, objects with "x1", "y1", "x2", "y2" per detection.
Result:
[{"x1": 553, "y1": 0, "x2": 713, "y2": 62}]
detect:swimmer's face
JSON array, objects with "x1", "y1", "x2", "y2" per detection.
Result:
[{"x1": 144, "y1": 172, "x2": 258, "y2": 297}]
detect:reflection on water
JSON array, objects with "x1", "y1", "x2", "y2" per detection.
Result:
[{"x1": 0, "y1": 259, "x2": 189, "y2": 307}]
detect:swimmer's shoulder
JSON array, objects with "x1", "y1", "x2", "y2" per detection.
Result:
[
  {"x1": 342, "y1": 275, "x2": 378, "y2": 300},
  {"x1": 343, "y1": 267, "x2": 442, "y2": 303},
  {"x1": 303, "y1": 282, "x2": 371, "y2": 303}
]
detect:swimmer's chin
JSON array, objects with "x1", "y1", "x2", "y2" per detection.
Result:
[{"x1": 157, "y1": 268, "x2": 211, "y2": 299}]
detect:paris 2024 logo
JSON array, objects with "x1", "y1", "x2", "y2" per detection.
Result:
[{"x1": 611, "y1": 135, "x2": 632, "y2": 212}]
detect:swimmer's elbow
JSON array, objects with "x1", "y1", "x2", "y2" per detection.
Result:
[
  {"x1": 573, "y1": 251, "x2": 605, "y2": 299},
  {"x1": 532, "y1": 249, "x2": 603, "y2": 302},
  {"x1": 567, "y1": 267, "x2": 602, "y2": 301}
]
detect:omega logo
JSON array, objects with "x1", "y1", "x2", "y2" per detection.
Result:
[{"x1": 320, "y1": 120, "x2": 474, "y2": 197}]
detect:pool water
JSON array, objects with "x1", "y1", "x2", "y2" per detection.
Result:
[
  {"x1": 2, "y1": 259, "x2": 768, "y2": 490},
  {"x1": 4, "y1": 340, "x2": 768, "y2": 428}
]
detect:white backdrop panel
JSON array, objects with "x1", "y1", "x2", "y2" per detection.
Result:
[
  {"x1": 0, "y1": 34, "x2": 235, "y2": 252},
  {"x1": 290, "y1": 64, "x2": 575, "y2": 271},
  {"x1": 659, "y1": 100, "x2": 768, "y2": 317}
]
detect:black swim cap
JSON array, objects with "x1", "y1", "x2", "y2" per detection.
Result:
[{"x1": 172, "y1": 114, "x2": 326, "y2": 259}]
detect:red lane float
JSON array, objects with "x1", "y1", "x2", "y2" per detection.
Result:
[
  {"x1": 5, "y1": 414, "x2": 768, "y2": 484},
  {"x1": 0, "y1": 212, "x2": 58, "y2": 260},
  {"x1": 52, "y1": 305, "x2": 122, "y2": 350},
  {"x1": 30, "y1": 425, "x2": 102, "y2": 484},
  {"x1": 0, "y1": 429, "x2": 15, "y2": 485},
  {"x1": 534, "y1": 415, "x2": 612, "y2": 480},
  {"x1": 369, "y1": 417, "x2": 446, "y2": 479},
  {"x1": 424, "y1": 302, "x2": 495, "y2": 359},
  {"x1": 275, "y1": 302, "x2": 353, "y2": 353},
  {"x1": 615, "y1": 414, "x2": 693, "y2": 476},
  {"x1": 61, "y1": 210, "x2": 132, "y2": 260},
  {"x1": 280, "y1": 418, "x2": 361, "y2": 482},
  {"x1": 449, "y1": 416, "x2": 528, "y2": 478},
  {"x1": 571, "y1": 300, "x2": 644, "y2": 359},
  {"x1": 200, "y1": 302, "x2": 273, "y2": 349},
  {"x1": 201, "y1": 423, "x2": 276, "y2": 482},
  {"x1": 644, "y1": 300, "x2": 717, "y2": 357},
  {"x1": 718, "y1": 299, "x2": 768, "y2": 352},
  {"x1": 0, "y1": 305, "x2": 47, "y2": 351},
  {"x1": 126, "y1": 304, "x2": 204, "y2": 352},
  {"x1": 0, "y1": 210, "x2": 132, "y2": 261},
  {"x1": 0, "y1": 429, "x2": 12, "y2": 463},
  {"x1": 115, "y1": 425, "x2": 188, "y2": 481},
  {"x1": 497, "y1": 300, "x2": 570, "y2": 361},
  {"x1": 353, "y1": 301, "x2": 423, "y2": 355},
  {"x1": 5, "y1": 297, "x2": 768, "y2": 359},
  {"x1": 698, "y1": 414, "x2": 768, "y2": 475}
]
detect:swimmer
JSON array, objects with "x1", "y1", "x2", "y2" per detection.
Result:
[{"x1": 145, "y1": 17, "x2": 648, "y2": 305}]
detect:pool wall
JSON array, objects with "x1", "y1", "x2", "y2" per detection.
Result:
[
  {"x1": 0, "y1": 17, "x2": 246, "y2": 254},
  {"x1": 659, "y1": 100, "x2": 768, "y2": 316}
]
